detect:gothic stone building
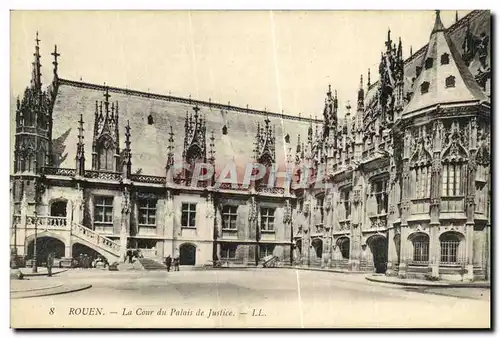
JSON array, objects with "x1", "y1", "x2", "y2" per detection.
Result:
[{"x1": 11, "y1": 10, "x2": 491, "y2": 280}]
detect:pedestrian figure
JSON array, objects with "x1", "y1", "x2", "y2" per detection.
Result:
[
  {"x1": 165, "y1": 255, "x2": 172, "y2": 272},
  {"x1": 46, "y1": 252, "x2": 54, "y2": 277},
  {"x1": 79, "y1": 253, "x2": 84, "y2": 268},
  {"x1": 174, "y1": 256, "x2": 180, "y2": 271}
]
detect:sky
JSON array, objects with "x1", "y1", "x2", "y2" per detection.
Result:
[{"x1": 10, "y1": 10, "x2": 471, "y2": 119}]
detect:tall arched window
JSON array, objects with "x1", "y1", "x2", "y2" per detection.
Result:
[
  {"x1": 411, "y1": 233, "x2": 429, "y2": 263},
  {"x1": 98, "y1": 138, "x2": 115, "y2": 171},
  {"x1": 440, "y1": 232, "x2": 461, "y2": 264},
  {"x1": 413, "y1": 165, "x2": 431, "y2": 198},
  {"x1": 441, "y1": 161, "x2": 465, "y2": 196}
]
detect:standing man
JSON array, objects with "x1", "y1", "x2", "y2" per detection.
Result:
[
  {"x1": 174, "y1": 256, "x2": 180, "y2": 271},
  {"x1": 165, "y1": 255, "x2": 172, "y2": 272},
  {"x1": 46, "y1": 252, "x2": 54, "y2": 277}
]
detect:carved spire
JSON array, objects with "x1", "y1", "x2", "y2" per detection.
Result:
[
  {"x1": 75, "y1": 114, "x2": 85, "y2": 176},
  {"x1": 92, "y1": 88, "x2": 121, "y2": 171},
  {"x1": 295, "y1": 134, "x2": 302, "y2": 165},
  {"x1": 357, "y1": 75, "x2": 364, "y2": 112},
  {"x1": 255, "y1": 116, "x2": 276, "y2": 165},
  {"x1": 208, "y1": 130, "x2": 215, "y2": 165},
  {"x1": 367, "y1": 68, "x2": 371, "y2": 88},
  {"x1": 432, "y1": 10, "x2": 445, "y2": 34},
  {"x1": 323, "y1": 84, "x2": 337, "y2": 134},
  {"x1": 166, "y1": 126, "x2": 175, "y2": 171},
  {"x1": 385, "y1": 27, "x2": 392, "y2": 53},
  {"x1": 122, "y1": 120, "x2": 132, "y2": 179},
  {"x1": 31, "y1": 31, "x2": 42, "y2": 91},
  {"x1": 397, "y1": 37, "x2": 403, "y2": 60},
  {"x1": 183, "y1": 105, "x2": 207, "y2": 165},
  {"x1": 103, "y1": 86, "x2": 111, "y2": 118},
  {"x1": 51, "y1": 44, "x2": 60, "y2": 80},
  {"x1": 455, "y1": 10, "x2": 459, "y2": 23}
]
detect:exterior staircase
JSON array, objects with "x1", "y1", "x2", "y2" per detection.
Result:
[
  {"x1": 71, "y1": 223, "x2": 121, "y2": 261},
  {"x1": 137, "y1": 258, "x2": 169, "y2": 270}
]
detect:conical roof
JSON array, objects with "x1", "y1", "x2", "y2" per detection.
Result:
[{"x1": 402, "y1": 11, "x2": 487, "y2": 116}]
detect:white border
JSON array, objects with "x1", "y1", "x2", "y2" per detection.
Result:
[{"x1": 2, "y1": 1, "x2": 497, "y2": 336}]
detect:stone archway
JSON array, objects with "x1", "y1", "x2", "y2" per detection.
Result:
[
  {"x1": 26, "y1": 236, "x2": 65, "y2": 265},
  {"x1": 311, "y1": 238, "x2": 323, "y2": 259},
  {"x1": 179, "y1": 243, "x2": 196, "y2": 266},
  {"x1": 336, "y1": 237, "x2": 350, "y2": 259},
  {"x1": 367, "y1": 235, "x2": 388, "y2": 273}
]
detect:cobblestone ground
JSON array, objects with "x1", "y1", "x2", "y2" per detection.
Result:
[{"x1": 10, "y1": 268, "x2": 490, "y2": 328}]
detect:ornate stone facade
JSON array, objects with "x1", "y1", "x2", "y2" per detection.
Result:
[{"x1": 10, "y1": 11, "x2": 490, "y2": 280}]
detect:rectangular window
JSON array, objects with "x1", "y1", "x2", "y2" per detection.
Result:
[
  {"x1": 317, "y1": 196, "x2": 324, "y2": 223},
  {"x1": 259, "y1": 244, "x2": 275, "y2": 259},
  {"x1": 138, "y1": 199, "x2": 157, "y2": 226},
  {"x1": 341, "y1": 188, "x2": 352, "y2": 219},
  {"x1": 427, "y1": 168, "x2": 432, "y2": 197},
  {"x1": 260, "y1": 207, "x2": 275, "y2": 232},
  {"x1": 455, "y1": 165, "x2": 461, "y2": 195},
  {"x1": 448, "y1": 165, "x2": 454, "y2": 196},
  {"x1": 222, "y1": 205, "x2": 238, "y2": 230},
  {"x1": 94, "y1": 196, "x2": 114, "y2": 228},
  {"x1": 220, "y1": 243, "x2": 237, "y2": 259},
  {"x1": 181, "y1": 203, "x2": 197, "y2": 228},
  {"x1": 442, "y1": 165, "x2": 448, "y2": 196},
  {"x1": 373, "y1": 180, "x2": 388, "y2": 214},
  {"x1": 440, "y1": 241, "x2": 459, "y2": 264},
  {"x1": 99, "y1": 147, "x2": 115, "y2": 171},
  {"x1": 413, "y1": 241, "x2": 429, "y2": 263},
  {"x1": 442, "y1": 164, "x2": 463, "y2": 197}
]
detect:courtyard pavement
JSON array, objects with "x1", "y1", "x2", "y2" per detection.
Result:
[
  {"x1": 366, "y1": 274, "x2": 491, "y2": 288},
  {"x1": 10, "y1": 268, "x2": 490, "y2": 328}
]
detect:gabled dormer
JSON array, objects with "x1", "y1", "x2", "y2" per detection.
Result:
[{"x1": 91, "y1": 87, "x2": 120, "y2": 172}]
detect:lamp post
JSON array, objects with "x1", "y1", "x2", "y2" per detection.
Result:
[{"x1": 32, "y1": 208, "x2": 38, "y2": 273}]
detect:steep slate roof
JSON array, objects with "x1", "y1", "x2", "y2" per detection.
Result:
[
  {"x1": 365, "y1": 10, "x2": 490, "y2": 106},
  {"x1": 51, "y1": 79, "x2": 318, "y2": 182},
  {"x1": 402, "y1": 11, "x2": 487, "y2": 115}
]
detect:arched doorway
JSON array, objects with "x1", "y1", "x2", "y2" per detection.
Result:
[
  {"x1": 50, "y1": 200, "x2": 67, "y2": 217},
  {"x1": 367, "y1": 235, "x2": 388, "y2": 273},
  {"x1": 72, "y1": 243, "x2": 102, "y2": 267},
  {"x1": 27, "y1": 236, "x2": 65, "y2": 265},
  {"x1": 179, "y1": 243, "x2": 196, "y2": 265},
  {"x1": 336, "y1": 237, "x2": 350, "y2": 259},
  {"x1": 311, "y1": 238, "x2": 323, "y2": 259}
]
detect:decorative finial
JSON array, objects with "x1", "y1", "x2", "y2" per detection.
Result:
[
  {"x1": 455, "y1": 11, "x2": 459, "y2": 23},
  {"x1": 35, "y1": 31, "x2": 40, "y2": 46},
  {"x1": 103, "y1": 86, "x2": 111, "y2": 102},
  {"x1": 367, "y1": 68, "x2": 371, "y2": 87},
  {"x1": 432, "y1": 10, "x2": 445, "y2": 33},
  {"x1": 51, "y1": 44, "x2": 60, "y2": 77}
]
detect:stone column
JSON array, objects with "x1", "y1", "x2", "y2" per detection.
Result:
[
  {"x1": 349, "y1": 172, "x2": 362, "y2": 271},
  {"x1": 398, "y1": 168, "x2": 411, "y2": 277},
  {"x1": 120, "y1": 187, "x2": 131, "y2": 261},
  {"x1": 215, "y1": 205, "x2": 222, "y2": 262},
  {"x1": 463, "y1": 118, "x2": 478, "y2": 281},
  {"x1": 386, "y1": 227, "x2": 399, "y2": 276},
  {"x1": 65, "y1": 245, "x2": 72, "y2": 258},
  {"x1": 428, "y1": 224, "x2": 440, "y2": 277},
  {"x1": 429, "y1": 120, "x2": 444, "y2": 278},
  {"x1": 302, "y1": 198, "x2": 311, "y2": 266}
]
